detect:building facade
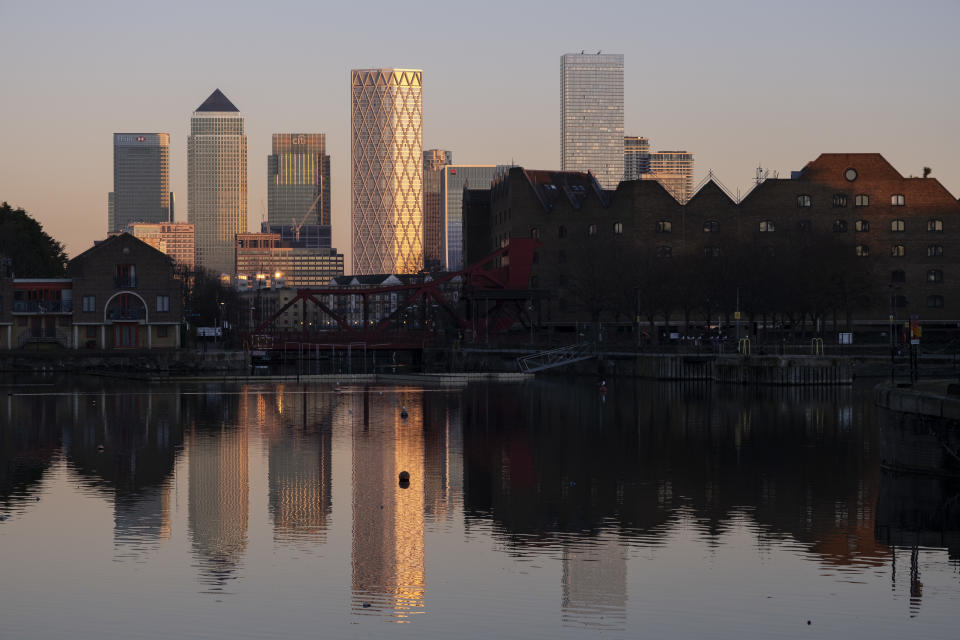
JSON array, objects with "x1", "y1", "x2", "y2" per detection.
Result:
[
  {"x1": 235, "y1": 232, "x2": 344, "y2": 289},
  {"x1": 188, "y1": 89, "x2": 247, "y2": 275},
  {"x1": 560, "y1": 53, "x2": 624, "y2": 190},
  {"x1": 109, "y1": 133, "x2": 171, "y2": 232},
  {"x1": 268, "y1": 133, "x2": 330, "y2": 228},
  {"x1": 126, "y1": 222, "x2": 196, "y2": 269},
  {"x1": 623, "y1": 136, "x2": 650, "y2": 180},
  {"x1": 351, "y1": 68, "x2": 424, "y2": 275},
  {"x1": 644, "y1": 150, "x2": 694, "y2": 203},
  {"x1": 423, "y1": 149, "x2": 453, "y2": 272},
  {"x1": 439, "y1": 165, "x2": 502, "y2": 271}
]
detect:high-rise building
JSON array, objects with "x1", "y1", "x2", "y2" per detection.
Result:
[
  {"x1": 623, "y1": 136, "x2": 650, "y2": 180},
  {"x1": 423, "y1": 149, "x2": 453, "y2": 271},
  {"x1": 439, "y1": 165, "x2": 503, "y2": 271},
  {"x1": 643, "y1": 150, "x2": 695, "y2": 203},
  {"x1": 351, "y1": 69, "x2": 423, "y2": 275},
  {"x1": 188, "y1": 89, "x2": 247, "y2": 275},
  {"x1": 125, "y1": 222, "x2": 196, "y2": 269},
  {"x1": 268, "y1": 133, "x2": 330, "y2": 228},
  {"x1": 561, "y1": 53, "x2": 624, "y2": 190},
  {"x1": 109, "y1": 133, "x2": 171, "y2": 232},
  {"x1": 235, "y1": 232, "x2": 344, "y2": 288}
]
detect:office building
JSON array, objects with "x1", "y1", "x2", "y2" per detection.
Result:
[
  {"x1": 109, "y1": 133, "x2": 171, "y2": 232},
  {"x1": 351, "y1": 69, "x2": 423, "y2": 275},
  {"x1": 423, "y1": 149, "x2": 453, "y2": 271},
  {"x1": 268, "y1": 133, "x2": 330, "y2": 228},
  {"x1": 125, "y1": 222, "x2": 196, "y2": 269},
  {"x1": 643, "y1": 151, "x2": 694, "y2": 203},
  {"x1": 623, "y1": 136, "x2": 650, "y2": 180},
  {"x1": 235, "y1": 232, "x2": 344, "y2": 288},
  {"x1": 188, "y1": 89, "x2": 247, "y2": 275},
  {"x1": 561, "y1": 53, "x2": 624, "y2": 190},
  {"x1": 439, "y1": 165, "x2": 501, "y2": 270}
]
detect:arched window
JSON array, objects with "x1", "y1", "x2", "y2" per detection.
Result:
[
  {"x1": 833, "y1": 194, "x2": 847, "y2": 207},
  {"x1": 759, "y1": 220, "x2": 775, "y2": 232},
  {"x1": 891, "y1": 219, "x2": 905, "y2": 232},
  {"x1": 927, "y1": 269, "x2": 943, "y2": 283},
  {"x1": 530, "y1": 227, "x2": 540, "y2": 239},
  {"x1": 855, "y1": 194, "x2": 869, "y2": 207},
  {"x1": 833, "y1": 219, "x2": 848, "y2": 233},
  {"x1": 797, "y1": 195, "x2": 812, "y2": 207},
  {"x1": 855, "y1": 219, "x2": 870, "y2": 232},
  {"x1": 613, "y1": 222, "x2": 623, "y2": 235},
  {"x1": 703, "y1": 220, "x2": 718, "y2": 233},
  {"x1": 891, "y1": 244, "x2": 905, "y2": 257},
  {"x1": 891, "y1": 194, "x2": 905, "y2": 206},
  {"x1": 855, "y1": 245, "x2": 869, "y2": 257},
  {"x1": 927, "y1": 245, "x2": 943, "y2": 257},
  {"x1": 587, "y1": 224, "x2": 597, "y2": 236},
  {"x1": 703, "y1": 246, "x2": 721, "y2": 257},
  {"x1": 927, "y1": 219, "x2": 943, "y2": 232},
  {"x1": 927, "y1": 295, "x2": 944, "y2": 308},
  {"x1": 656, "y1": 220, "x2": 672, "y2": 233}
]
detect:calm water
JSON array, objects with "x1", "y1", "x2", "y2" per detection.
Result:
[{"x1": 1, "y1": 375, "x2": 958, "y2": 639}]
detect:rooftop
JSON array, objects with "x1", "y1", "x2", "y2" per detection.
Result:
[{"x1": 195, "y1": 89, "x2": 239, "y2": 113}]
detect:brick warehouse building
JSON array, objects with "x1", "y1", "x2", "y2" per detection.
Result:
[{"x1": 476, "y1": 154, "x2": 960, "y2": 338}]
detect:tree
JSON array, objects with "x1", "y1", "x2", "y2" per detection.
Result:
[{"x1": 0, "y1": 202, "x2": 68, "y2": 276}]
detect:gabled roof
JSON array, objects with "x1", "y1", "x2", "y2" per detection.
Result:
[
  {"x1": 195, "y1": 89, "x2": 239, "y2": 113},
  {"x1": 685, "y1": 179, "x2": 737, "y2": 207},
  {"x1": 68, "y1": 233, "x2": 172, "y2": 273}
]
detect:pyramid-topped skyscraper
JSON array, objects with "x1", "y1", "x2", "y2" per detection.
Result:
[{"x1": 188, "y1": 89, "x2": 247, "y2": 274}]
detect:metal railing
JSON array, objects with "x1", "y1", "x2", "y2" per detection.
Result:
[
  {"x1": 107, "y1": 307, "x2": 145, "y2": 320},
  {"x1": 114, "y1": 276, "x2": 138, "y2": 289},
  {"x1": 12, "y1": 300, "x2": 73, "y2": 313},
  {"x1": 17, "y1": 330, "x2": 71, "y2": 349},
  {"x1": 517, "y1": 342, "x2": 596, "y2": 373}
]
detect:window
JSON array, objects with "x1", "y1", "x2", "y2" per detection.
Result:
[
  {"x1": 656, "y1": 220, "x2": 672, "y2": 233},
  {"x1": 614, "y1": 222, "x2": 623, "y2": 235},
  {"x1": 797, "y1": 195, "x2": 811, "y2": 207},
  {"x1": 157, "y1": 326, "x2": 169, "y2": 338},
  {"x1": 891, "y1": 244, "x2": 905, "y2": 257},
  {"x1": 703, "y1": 220, "x2": 718, "y2": 233},
  {"x1": 928, "y1": 295, "x2": 944, "y2": 308},
  {"x1": 833, "y1": 194, "x2": 847, "y2": 207},
  {"x1": 530, "y1": 227, "x2": 540, "y2": 239},
  {"x1": 656, "y1": 246, "x2": 672, "y2": 258},
  {"x1": 833, "y1": 219, "x2": 848, "y2": 233},
  {"x1": 891, "y1": 219, "x2": 905, "y2": 232},
  {"x1": 798, "y1": 220, "x2": 811, "y2": 232},
  {"x1": 927, "y1": 219, "x2": 943, "y2": 232},
  {"x1": 156, "y1": 295, "x2": 170, "y2": 313},
  {"x1": 891, "y1": 194, "x2": 905, "y2": 206},
  {"x1": 82, "y1": 295, "x2": 95, "y2": 313},
  {"x1": 855, "y1": 219, "x2": 870, "y2": 232},
  {"x1": 86, "y1": 326, "x2": 97, "y2": 339},
  {"x1": 703, "y1": 246, "x2": 721, "y2": 257},
  {"x1": 891, "y1": 270, "x2": 906, "y2": 283},
  {"x1": 759, "y1": 220, "x2": 775, "y2": 232},
  {"x1": 855, "y1": 194, "x2": 869, "y2": 207},
  {"x1": 558, "y1": 225, "x2": 567, "y2": 238},
  {"x1": 115, "y1": 263, "x2": 136, "y2": 288},
  {"x1": 928, "y1": 245, "x2": 944, "y2": 257},
  {"x1": 855, "y1": 245, "x2": 869, "y2": 257},
  {"x1": 587, "y1": 224, "x2": 597, "y2": 236},
  {"x1": 928, "y1": 269, "x2": 943, "y2": 283}
]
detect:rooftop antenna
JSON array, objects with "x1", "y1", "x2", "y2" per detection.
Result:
[
  {"x1": 260, "y1": 199, "x2": 266, "y2": 223},
  {"x1": 754, "y1": 164, "x2": 771, "y2": 186}
]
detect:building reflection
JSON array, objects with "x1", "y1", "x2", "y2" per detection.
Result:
[
  {"x1": 350, "y1": 388, "x2": 426, "y2": 620},
  {"x1": 187, "y1": 385, "x2": 249, "y2": 588},
  {"x1": 561, "y1": 532, "x2": 627, "y2": 630},
  {"x1": 0, "y1": 381, "x2": 62, "y2": 510}
]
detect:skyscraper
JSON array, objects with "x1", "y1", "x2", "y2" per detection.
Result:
[
  {"x1": 268, "y1": 133, "x2": 330, "y2": 228},
  {"x1": 351, "y1": 69, "x2": 423, "y2": 275},
  {"x1": 561, "y1": 53, "x2": 624, "y2": 190},
  {"x1": 439, "y1": 165, "x2": 503, "y2": 271},
  {"x1": 423, "y1": 149, "x2": 453, "y2": 272},
  {"x1": 623, "y1": 136, "x2": 650, "y2": 180},
  {"x1": 109, "y1": 133, "x2": 170, "y2": 232},
  {"x1": 644, "y1": 150, "x2": 695, "y2": 203},
  {"x1": 187, "y1": 89, "x2": 247, "y2": 274}
]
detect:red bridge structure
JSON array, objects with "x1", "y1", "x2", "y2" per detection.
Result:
[{"x1": 242, "y1": 238, "x2": 542, "y2": 352}]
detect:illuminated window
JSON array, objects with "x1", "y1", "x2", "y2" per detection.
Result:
[
  {"x1": 891, "y1": 244, "x2": 905, "y2": 257},
  {"x1": 703, "y1": 220, "x2": 718, "y2": 233},
  {"x1": 927, "y1": 219, "x2": 943, "y2": 232},
  {"x1": 855, "y1": 219, "x2": 870, "y2": 232},
  {"x1": 891, "y1": 194, "x2": 905, "y2": 206},
  {"x1": 614, "y1": 222, "x2": 623, "y2": 235},
  {"x1": 759, "y1": 220, "x2": 775, "y2": 232},
  {"x1": 587, "y1": 224, "x2": 597, "y2": 236},
  {"x1": 891, "y1": 219, "x2": 905, "y2": 232},
  {"x1": 656, "y1": 220, "x2": 672, "y2": 233},
  {"x1": 833, "y1": 194, "x2": 847, "y2": 207},
  {"x1": 855, "y1": 245, "x2": 869, "y2": 257},
  {"x1": 855, "y1": 194, "x2": 869, "y2": 207},
  {"x1": 797, "y1": 195, "x2": 811, "y2": 207},
  {"x1": 530, "y1": 227, "x2": 539, "y2": 239}
]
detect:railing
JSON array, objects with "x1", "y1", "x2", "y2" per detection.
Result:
[
  {"x1": 114, "y1": 276, "x2": 138, "y2": 289},
  {"x1": 17, "y1": 330, "x2": 71, "y2": 349},
  {"x1": 12, "y1": 300, "x2": 73, "y2": 313},
  {"x1": 517, "y1": 342, "x2": 596, "y2": 373},
  {"x1": 107, "y1": 308, "x2": 145, "y2": 320}
]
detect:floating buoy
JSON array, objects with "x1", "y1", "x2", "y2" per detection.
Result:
[
  {"x1": 97, "y1": 444, "x2": 105, "y2": 452},
  {"x1": 399, "y1": 470, "x2": 410, "y2": 482},
  {"x1": 400, "y1": 405, "x2": 408, "y2": 419},
  {"x1": 35, "y1": 496, "x2": 40, "y2": 502}
]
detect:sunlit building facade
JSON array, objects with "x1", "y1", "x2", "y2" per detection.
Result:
[
  {"x1": 235, "y1": 232, "x2": 344, "y2": 288},
  {"x1": 643, "y1": 150, "x2": 694, "y2": 203},
  {"x1": 423, "y1": 149, "x2": 453, "y2": 272},
  {"x1": 561, "y1": 53, "x2": 624, "y2": 190},
  {"x1": 351, "y1": 69, "x2": 423, "y2": 275},
  {"x1": 109, "y1": 133, "x2": 171, "y2": 232},
  {"x1": 268, "y1": 133, "x2": 330, "y2": 228},
  {"x1": 125, "y1": 222, "x2": 195, "y2": 269},
  {"x1": 188, "y1": 89, "x2": 247, "y2": 275},
  {"x1": 623, "y1": 136, "x2": 650, "y2": 180}
]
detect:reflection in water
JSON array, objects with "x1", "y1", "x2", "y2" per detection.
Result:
[{"x1": 562, "y1": 532, "x2": 627, "y2": 630}]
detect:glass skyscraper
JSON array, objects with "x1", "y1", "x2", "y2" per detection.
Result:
[
  {"x1": 268, "y1": 133, "x2": 330, "y2": 228},
  {"x1": 423, "y1": 149, "x2": 452, "y2": 272},
  {"x1": 561, "y1": 53, "x2": 624, "y2": 190},
  {"x1": 187, "y1": 89, "x2": 247, "y2": 275},
  {"x1": 351, "y1": 69, "x2": 423, "y2": 275},
  {"x1": 439, "y1": 165, "x2": 502, "y2": 271},
  {"x1": 109, "y1": 133, "x2": 170, "y2": 232},
  {"x1": 623, "y1": 136, "x2": 650, "y2": 180}
]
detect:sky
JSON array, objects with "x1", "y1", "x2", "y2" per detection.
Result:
[{"x1": 0, "y1": 0, "x2": 958, "y2": 262}]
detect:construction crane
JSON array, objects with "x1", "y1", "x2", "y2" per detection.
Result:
[{"x1": 291, "y1": 191, "x2": 323, "y2": 242}]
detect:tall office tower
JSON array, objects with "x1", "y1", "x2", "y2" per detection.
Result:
[
  {"x1": 187, "y1": 89, "x2": 247, "y2": 274},
  {"x1": 268, "y1": 133, "x2": 330, "y2": 227},
  {"x1": 423, "y1": 149, "x2": 453, "y2": 272},
  {"x1": 439, "y1": 165, "x2": 501, "y2": 270},
  {"x1": 643, "y1": 150, "x2": 695, "y2": 203},
  {"x1": 623, "y1": 136, "x2": 650, "y2": 180},
  {"x1": 560, "y1": 53, "x2": 624, "y2": 190},
  {"x1": 126, "y1": 222, "x2": 196, "y2": 269},
  {"x1": 351, "y1": 68, "x2": 423, "y2": 275},
  {"x1": 108, "y1": 133, "x2": 170, "y2": 232}
]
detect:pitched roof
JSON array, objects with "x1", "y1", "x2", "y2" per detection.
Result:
[{"x1": 195, "y1": 89, "x2": 239, "y2": 113}]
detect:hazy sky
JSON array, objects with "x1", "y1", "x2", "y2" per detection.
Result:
[{"x1": 1, "y1": 0, "x2": 957, "y2": 261}]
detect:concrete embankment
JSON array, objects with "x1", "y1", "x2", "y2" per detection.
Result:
[
  {"x1": 876, "y1": 381, "x2": 960, "y2": 476},
  {"x1": 0, "y1": 349, "x2": 247, "y2": 374}
]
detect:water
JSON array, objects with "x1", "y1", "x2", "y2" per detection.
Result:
[{"x1": 1, "y1": 375, "x2": 957, "y2": 639}]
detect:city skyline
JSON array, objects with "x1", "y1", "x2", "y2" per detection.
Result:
[{"x1": 1, "y1": 1, "x2": 958, "y2": 264}]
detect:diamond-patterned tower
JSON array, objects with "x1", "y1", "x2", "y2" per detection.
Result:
[{"x1": 351, "y1": 69, "x2": 423, "y2": 275}]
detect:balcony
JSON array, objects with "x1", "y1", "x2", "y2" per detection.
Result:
[
  {"x1": 114, "y1": 276, "x2": 138, "y2": 289},
  {"x1": 107, "y1": 307, "x2": 145, "y2": 321},
  {"x1": 12, "y1": 300, "x2": 73, "y2": 313}
]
